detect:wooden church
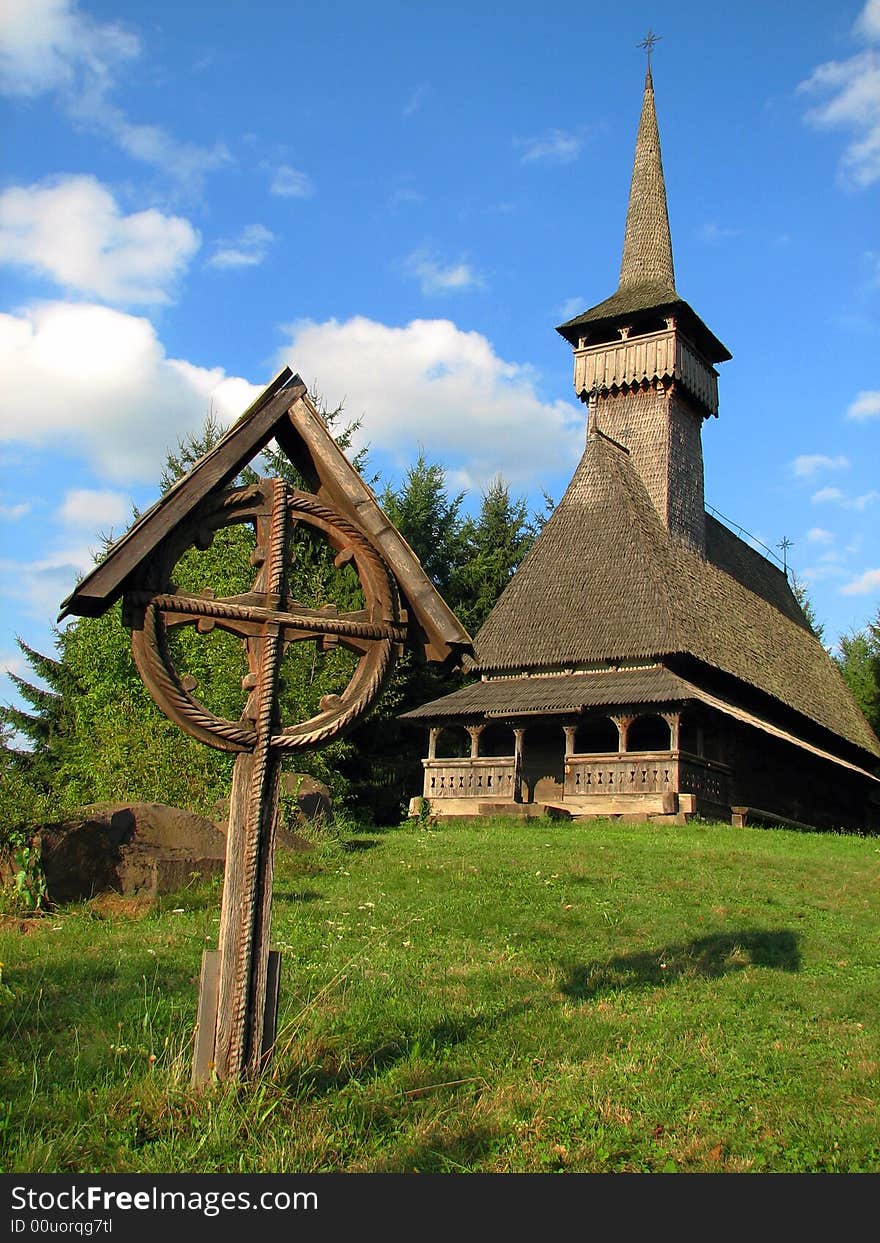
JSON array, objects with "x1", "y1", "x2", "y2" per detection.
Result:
[{"x1": 403, "y1": 65, "x2": 880, "y2": 830}]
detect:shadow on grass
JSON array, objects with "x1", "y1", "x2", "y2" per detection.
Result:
[
  {"x1": 560, "y1": 928, "x2": 800, "y2": 1000},
  {"x1": 277, "y1": 1003, "x2": 529, "y2": 1099},
  {"x1": 273, "y1": 889, "x2": 323, "y2": 904}
]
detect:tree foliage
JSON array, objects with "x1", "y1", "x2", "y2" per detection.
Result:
[
  {"x1": 835, "y1": 614, "x2": 880, "y2": 737},
  {"x1": 1, "y1": 401, "x2": 541, "y2": 830}
]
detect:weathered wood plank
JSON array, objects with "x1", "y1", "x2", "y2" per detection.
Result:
[{"x1": 59, "y1": 370, "x2": 305, "y2": 618}]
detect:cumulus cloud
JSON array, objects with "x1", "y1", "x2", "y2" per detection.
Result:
[
  {"x1": 792, "y1": 453, "x2": 849, "y2": 477},
  {"x1": 0, "y1": 301, "x2": 261, "y2": 482},
  {"x1": 404, "y1": 250, "x2": 484, "y2": 295},
  {"x1": 58, "y1": 488, "x2": 130, "y2": 529},
  {"x1": 207, "y1": 223, "x2": 274, "y2": 270},
  {"x1": 807, "y1": 527, "x2": 835, "y2": 544},
  {"x1": 270, "y1": 165, "x2": 315, "y2": 198},
  {"x1": 273, "y1": 315, "x2": 583, "y2": 491},
  {"x1": 847, "y1": 389, "x2": 880, "y2": 419},
  {"x1": 798, "y1": 2, "x2": 880, "y2": 187},
  {"x1": 0, "y1": 543, "x2": 96, "y2": 620},
  {"x1": 0, "y1": 0, "x2": 138, "y2": 96},
  {"x1": 0, "y1": 0, "x2": 229, "y2": 190},
  {"x1": 517, "y1": 128, "x2": 582, "y2": 165},
  {"x1": 811, "y1": 486, "x2": 845, "y2": 503},
  {"x1": 0, "y1": 175, "x2": 199, "y2": 303},
  {"x1": 841, "y1": 566, "x2": 880, "y2": 594}
]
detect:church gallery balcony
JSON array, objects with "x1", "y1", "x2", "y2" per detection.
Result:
[{"x1": 420, "y1": 711, "x2": 732, "y2": 809}]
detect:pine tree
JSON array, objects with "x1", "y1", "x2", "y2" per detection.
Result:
[
  {"x1": 835, "y1": 615, "x2": 880, "y2": 736},
  {"x1": 452, "y1": 476, "x2": 536, "y2": 634}
]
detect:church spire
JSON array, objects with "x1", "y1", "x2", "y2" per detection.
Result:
[{"x1": 618, "y1": 65, "x2": 676, "y2": 294}]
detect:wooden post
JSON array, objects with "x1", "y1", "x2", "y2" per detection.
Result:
[
  {"x1": 211, "y1": 748, "x2": 282, "y2": 1079},
  {"x1": 194, "y1": 479, "x2": 289, "y2": 1085},
  {"x1": 513, "y1": 727, "x2": 525, "y2": 803}
]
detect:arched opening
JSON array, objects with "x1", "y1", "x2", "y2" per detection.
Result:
[
  {"x1": 521, "y1": 719, "x2": 566, "y2": 803},
  {"x1": 433, "y1": 725, "x2": 469, "y2": 759},
  {"x1": 626, "y1": 714, "x2": 671, "y2": 752},
  {"x1": 574, "y1": 716, "x2": 620, "y2": 754},
  {"x1": 480, "y1": 722, "x2": 515, "y2": 758}
]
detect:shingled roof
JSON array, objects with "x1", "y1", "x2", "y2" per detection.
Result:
[
  {"x1": 556, "y1": 67, "x2": 730, "y2": 365},
  {"x1": 469, "y1": 430, "x2": 880, "y2": 761}
]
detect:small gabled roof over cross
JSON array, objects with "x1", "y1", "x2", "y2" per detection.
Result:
[{"x1": 59, "y1": 368, "x2": 472, "y2": 665}]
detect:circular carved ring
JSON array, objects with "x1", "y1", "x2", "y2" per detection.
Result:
[{"x1": 127, "y1": 481, "x2": 405, "y2": 753}]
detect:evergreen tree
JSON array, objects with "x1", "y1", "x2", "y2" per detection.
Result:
[
  {"x1": 378, "y1": 454, "x2": 466, "y2": 597},
  {"x1": 835, "y1": 616, "x2": 880, "y2": 736},
  {"x1": 789, "y1": 570, "x2": 826, "y2": 645},
  {"x1": 451, "y1": 476, "x2": 536, "y2": 634}
]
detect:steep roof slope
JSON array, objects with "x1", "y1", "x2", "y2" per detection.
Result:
[{"x1": 472, "y1": 432, "x2": 880, "y2": 758}]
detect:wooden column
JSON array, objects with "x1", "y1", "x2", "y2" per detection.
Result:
[
  {"x1": 563, "y1": 724, "x2": 577, "y2": 757},
  {"x1": 467, "y1": 724, "x2": 485, "y2": 759},
  {"x1": 427, "y1": 726, "x2": 440, "y2": 760},
  {"x1": 662, "y1": 711, "x2": 681, "y2": 751},
  {"x1": 513, "y1": 727, "x2": 525, "y2": 803},
  {"x1": 613, "y1": 714, "x2": 635, "y2": 753}
]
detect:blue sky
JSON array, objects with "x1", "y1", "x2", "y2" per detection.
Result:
[{"x1": 1, "y1": 0, "x2": 879, "y2": 706}]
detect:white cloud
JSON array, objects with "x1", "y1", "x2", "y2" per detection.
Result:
[
  {"x1": 811, "y1": 486, "x2": 845, "y2": 503},
  {"x1": 0, "y1": 0, "x2": 138, "y2": 97},
  {"x1": 0, "y1": 0, "x2": 229, "y2": 190},
  {"x1": 699, "y1": 222, "x2": 744, "y2": 243},
  {"x1": 801, "y1": 562, "x2": 847, "y2": 582},
  {"x1": 0, "y1": 648, "x2": 27, "y2": 679},
  {"x1": 517, "y1": 129, "x2": 582, "y2": 165},
  {"x1": 847, "y1": 389, "x2": 880, "y2": 419},
  {"x1": 850, "y1": 489, "x2": 880, "y2": 510},
  {"x1": 798, "y1": 3, "x2": 880, "y2": 188},
  {"x1": 58, "y1": 488, "x2": 130, "y2": 529},
  {"x1": 0, "y1": 501, "x2": 30, "y2": 519},
  {"x1": 270, "y1": 165, "x2": 315, "y2": 198},
  {"x1": 555, "y1": 296, "x2": 585, "y2": 322},
  {"x1": 841, "y1": 566, "x2": 880, "y2": 594},
  {"x1": 404, "y1": 250, "x2": 484, "y2": 295},
  {"x1": 207, "y1": 223, "x2": 274, "y2": 271},
  {"x1": 273, "y1": 315, "x2": 583, "y2": 491},
  {"x1": 807, "y1": 527, "x2": 835, "y2": 544},
  {"x1": 0, "y1": 544, "x2": 95, "y2": 620},
  {"x1": 792, "y1": 453, "x2": 849, "y2": 477},
  {"x1": 858, "y1": 0, "x2": 880, "y2": 41},
  {"x1": 0, "y1": 175, "x2": 199, "y2": 304},
  {"x1": 0, "y1": 301, "x2": 261, "y2": 482}
]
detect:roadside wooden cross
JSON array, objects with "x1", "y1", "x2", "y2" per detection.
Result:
[{"x1": 60, "y1": 368, "x2": 471, "y2": 1083}]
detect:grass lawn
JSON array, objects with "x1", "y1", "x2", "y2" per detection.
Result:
[{"x1": 1, "y1": 815, "x2": 879, "y2": 1173}]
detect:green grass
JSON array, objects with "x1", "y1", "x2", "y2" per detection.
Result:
[{"x1": 2, "y1": 816, "x2": 879, "y2": 1173}]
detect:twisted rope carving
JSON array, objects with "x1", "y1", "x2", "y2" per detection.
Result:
[
  {"x1": 126, "y1": 590, "x2": 406, "y2": 643},
  {"x1": 227, "y1": 479, "x2": 288, "y2": 1072},
  {"x1": 127, "y1": 482, "x2": 403, "y2": 754}
]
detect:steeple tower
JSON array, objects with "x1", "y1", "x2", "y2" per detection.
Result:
[
  {"x1": 557, "y1": 57, "x2": 731, "y2": 555},
  {"x1": 619, "y1": 66, "x2": 676, "y2": 297}
]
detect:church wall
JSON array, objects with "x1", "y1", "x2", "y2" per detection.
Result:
[{"x1": 594, "y1": 383, "x2": 706, "y2": 551}]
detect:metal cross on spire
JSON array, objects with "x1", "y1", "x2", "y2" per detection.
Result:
[
  {"x1": 777, "y1": 535, "x2": 794, "y2": 577},
  {"x1": 638, "y1": 28, "x2": 662, "y2": 68}
]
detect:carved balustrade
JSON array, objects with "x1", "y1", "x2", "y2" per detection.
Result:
[{"x1": 422, "y1": 757, "x2": 517, "y2": 801}]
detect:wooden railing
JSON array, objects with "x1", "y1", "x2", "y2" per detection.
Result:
[
  {"x1": 564, "y1": 751, "x2": 674, "y2": 797},
  {"x1": 423, "y1": 751, "x2": 731, "y2": 806},
  {"x1": 564, "y1": 750, "x2": 731, "y2": 802},
  {"x1": 422, "y1": 757, "x2": 517, "y2": 801}
]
